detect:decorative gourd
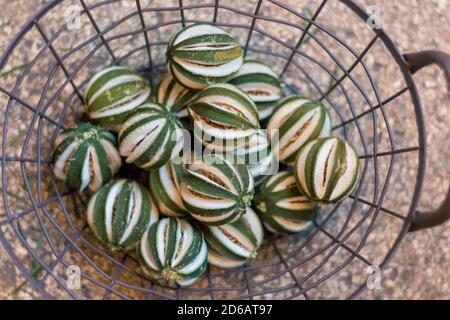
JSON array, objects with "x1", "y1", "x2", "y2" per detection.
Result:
[
  {"x1": 166, "y1": 23, "x2": 243, "y2": 90},
  {"x1": 52, "y1": 123, "x2": 121, "y2": 192},
  {"x1": 84, "y1": 66, "x2": 151, "y2": 131},
  {"x1": 137, "y1": 217, "x2": 207, "y2": 287},
  {"x1": 156, "y1": 74, "x2": 197, "y2": 118},
  {"x1": 189, "y1": 83, "x2": 260, "y2": 152},
  {"x1": 254, "y1": 171, "x2": 316, "y2": 234},
  {"x1": 201, "y1": 207, "x2": 263, "y2": 268},
  {"x1": 118, "y1": 103, "x2": 184, "y2": 170},
  {"x1": 148, "y1": 160, "x2": 189, "y2": 217},
  {"x1": 180, "y1": 154, "x2": 254, "y2": 226},
  {"x1": 228, "y1": 59, "x2": 282, "y2": 120},
  {"x1": 267, "y1": 96, "x2": 332, "y2": 165},
  {"x1": 294, "y1": 137, "x2": 360, "y2": 204},
  {"x1": 86, "y1": 179, "x2": 158, "y2": 251}
]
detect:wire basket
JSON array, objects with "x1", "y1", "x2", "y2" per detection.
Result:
[{"x1": 0, "y1": 0, "x2": 449, "y2": 299}]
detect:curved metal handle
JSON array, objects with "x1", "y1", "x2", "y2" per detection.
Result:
[{"x1": 403, "y1": 50, "x2": 450, "y2": 232}]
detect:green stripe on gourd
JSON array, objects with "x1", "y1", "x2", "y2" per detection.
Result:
[
  {"x1": 189, "y1": 83, "x2": 260, "y2": 152},
  {"x1": 167, "y1": 24, "x2": 244, "y2": 90},
  {"x1": 156, "y1": 74, "x2": 197, "y2": 118},
  {"x1": 228, "y1": 60, "x2": 282, "y2": 120},
  {"x1": 149, "y1": 160, "x2": 189, "y2": 217},
  {"x1": 118, "y1": 103, "x2": 184, "y2": 170},
  {"x1": 52, "y1": 123, "x2": 121, "y2": 192},
  {"x1": 84, "y1": 66, "x2": 151, "y2": 131},
  {"x1": 137, "y1": 217, "x2": 207, "y2": 287},
  {"x1": 180, "y1": 154, "x2": 254, "y2": 226},
  {"x1": 86, "y1": 179, "x2": 158, "y2": 251},
  {"x1": 267, "y1": 96, "x2": 332, "y2": 165},
  {"x1": 201, "y1": 207, "x2": 263, "y2": 268},
  {"x1": 294, "y1": 137, "x2": 360, "y2": 204},
  {"x1": 254, "y1": 171, "x2": 316, "y2": 234}
]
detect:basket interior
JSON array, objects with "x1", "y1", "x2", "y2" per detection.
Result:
[{"x1": 0, "y1": 0, "x2": 425, "y2": 299}]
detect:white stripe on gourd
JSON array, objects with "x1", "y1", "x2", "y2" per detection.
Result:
[
  {"x1": 202, "y1": 207, "x2": 263, "y2": 268},
  {"x1": 167, "y1": 24, "x2": 244, "y2": 90},
  {"x1": 180, "y1": 154, "x2": 254, "y2": 226},
  {"x1": 189, "y1": 83, "x2": 260, "y2": 152},
  {"x1": 228, "y1": 60, "x2": 282, "y2": 120},
  {"x1": 52, "y1": 123, "x2": 121, "y2": 192},
  {"x1": 149, "y1": 160, "x2": 189, "y2": 217},
  {"x1": 84, "y1": 66, "x2": 151, "y2": 131},
  {"x1": 118, "y1": 103, "x2": 184, "y2": 170},
  {"x1": 156, "y1": 74, "x2": 197, "y2": 118},
  {"x1": 267, "y1": 96, "x2": 332, "y2": 165},
  {"x1": 86, "y1": 179, "x2": 158, "y2": 251},
  {"x1": 137, "y1": 217, "x2": 207, "y2": 287},
  {"x1": 255, "y1": 171, "x2": 316, "y2": 234},
  {"x1": 294, "y1": 137, "x2": 360, "y2": 204}
]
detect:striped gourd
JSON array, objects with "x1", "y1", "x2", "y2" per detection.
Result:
[
  {"x1": 294, "y1": 137, "x2": 360, "y2": 204},
  {"x1": 52, "y1": 123, "x2": 121, "y2": 192},
  {"x1": 254, "y1": 171, "x2": 316, "y2": 234},
  {"x1": 267, "y1": 96, "x2": 332, "y2": 165},
  {"x1": 228, "y1": 59, "x2": 282, "y2": 120},
  {"x1": 149, "y1": 160, "x2": 189, "y2": 217},
  {"x1": 118, "y1": 103, "x2": 184, "y2": 170},
  {"x1": 202, "y1": 207, "x2": 263, "y2": 268},
  {"x1": 189, "y1": 83, "x2": 260, "y2": 152},
  {"x1": 86, "y1": 179, "x2": 158, "y2": 251},
  {"x1": 180, "y1": 154, "x2": 254, "y2": 226},
  {"x1": 156, "y1": 74, "x2": 197, "y2": 118},
  {"x1": 166, "y1": 23, "x2": 244, "y2": 90},
  {"x1": 137, "y1": 217, "x2": 207, "y2": 287},
  {"x1": 84, "y1": 66, "x2": 151, "y2": 131}
]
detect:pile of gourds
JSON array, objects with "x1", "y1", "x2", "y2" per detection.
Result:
[{"x1": 52, "y1": 24, "x2": 360, "y2": 287}]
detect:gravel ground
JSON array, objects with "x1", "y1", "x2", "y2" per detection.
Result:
[{"x1": 0, "y1": 0, "x2": 449, "y2": 300}]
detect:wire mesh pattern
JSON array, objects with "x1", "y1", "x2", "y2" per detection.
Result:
[{"x1": 0, "y1": 0, "x2": 426, "y2": 299}]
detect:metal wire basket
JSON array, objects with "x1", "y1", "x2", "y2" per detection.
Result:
[{"x1": 0, "y1": 0, "x2": 449, "y2": 300}]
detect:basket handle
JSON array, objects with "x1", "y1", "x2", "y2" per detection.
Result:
[{"x1": 403, "y1": 50, "x2": 450, "y2": 232}]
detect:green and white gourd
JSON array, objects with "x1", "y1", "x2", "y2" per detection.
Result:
[
  {"x1": 87, "y1": 179, "x2": 158, "y2": 251},
  {"x1": 156, "y1": 74, "x2": 197, "y2": 118},
  {"x1": 84, "y1": 66, "x2": 151, "y2": 131},
  {"x1": 138, "y1": 217, "x2": 207, "y2": 287},
  {"x1": 228, "y1": 59, "x2": 282, "y2": 120},
  {"x1": 52, "y1": 123, "x2": 121, "y2": 192},
  {"x1": 166, "y1": 23, "x2": 244, "y2": 90},
  {"x1": 118, "y1": 103, "x2": 184, "y2": 170},
  {"x1": 149, "y1": 160, "x2": 189, "y2": 217},
  {"x1": 267, "y1": 96, "x2": 332, "y2": 165},
  {"x1": 202, "y1": 207, "x2": 263, "y2": 268},
  {"x1": 294, "y1": 137, "x2": 360, "y2": 204},
  {"x1": 255, "y1": 171, "x2": 316, "y2": 234},
  {"x1": 180, "y1": 154, "x2": 254, "y2": 226},
  {"x1": 189, "y1": 83, "x2": 260, "y2": 152}
]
